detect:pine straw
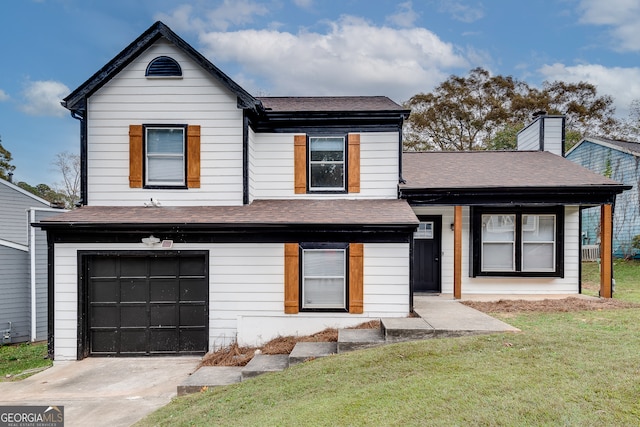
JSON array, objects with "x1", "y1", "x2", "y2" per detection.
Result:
[
  {"x1": 462, "y1": 297, "x2": 640, "y2": 314},
  {"x1": 200, "y1": 320, "x2": 380, "y2": 368}
]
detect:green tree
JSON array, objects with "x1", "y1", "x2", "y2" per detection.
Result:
[
  {"x1": 16, "y1": 182, "x2": 65, "y2": 204},
  {"x1": 404, "y1": 68, "x2": 621, "y2": 151},
  {"x1": 0, "y1": 135, "x2": 16, "y2": 180}
]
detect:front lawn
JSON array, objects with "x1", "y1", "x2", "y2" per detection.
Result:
[
  {"x1": 0, "y1": 342, "x2": 51, "y2": 381},
  {"x1": 581, "y1": 259, "x2": 640, "y2": 301},
  {"x1": 136, "y1": 260, "x2": 640, "y2": 426}
]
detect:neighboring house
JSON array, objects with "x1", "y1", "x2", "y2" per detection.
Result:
[
  {"x1": 566, "y1": 136, "x2": 640, "y2": 258},
  {"x1": 0, "y1": 178, "x2": 62, "y2": 344},
  {"x1": 37, "y1": 22, "x2": 627, "y2": 361}
]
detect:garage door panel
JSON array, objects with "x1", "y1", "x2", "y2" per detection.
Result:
[
  {"x1": 149, "y1": 257, "x2": 179, "y2": 277},
  {"x1": 180, "y1": 278, "x2": 207, "y2": 301},
  {"x1": 120, "y1": 330, "x2": 147, "y2": 353},
  {"x1": 120, "y1": 257, "x2": 148, "y2": 277},
  {"x1": 91, "y1": 279, "x2": 119, "y2": 302},
  {"x1": 121, "y1": 305, "x2": 148, "y2": 327},
  {"x1": 180, "y1": 304, "x2": 206, "y2": 326},
  {"x1": 150, "y1": 304, "x2": 176, "y2": 326},
  {"x1": 91, "y1": 305, "x2": 119, "y2": 328},
  {"x1": 150, "y1": 329, "x2": 179, "y2": 352},
  {"x1": 92, "y1": 330, "x2": 117, "y2": 353},
  {"x1": 121, "y1": 279, "x2": 148, "y2": 302},
  {"x1": 90, "y1": 257, "x2": 117, "y2": 277},
  {"x1": 180, "y1": 257, "x2": 206, "y2": 276},
  {"x1": 149, "y1": 279, "x2": 178, "y2": 301},
  {"x1": 86, "y1": 252, "x2": 208, "y2": 356},
  {"x1": 180, "y1": 329, "x2": 207, "y2": 352}
]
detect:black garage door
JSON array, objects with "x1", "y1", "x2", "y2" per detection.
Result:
[{"x1": 85, "y1": 252, "x2": 208, "y2": 356}]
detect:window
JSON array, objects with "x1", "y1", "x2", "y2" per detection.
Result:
[
  {"x1": 301, "y1": 244, "x2": 347, "y2": 310},
  {"x1": 473, "y1": 207, "x2": 563, "y2": 277},
  {"x1": 308, "y1": 136, "x2": 346, "y2": 191},
  {"x1": 414, "y1": 221, "x2": 434, "y2": 239},
  {"x1": 145, "y1": 125, "x2": 186, "y2": 187}
]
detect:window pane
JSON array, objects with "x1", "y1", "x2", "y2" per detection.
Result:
[
  {"x1": 304, "y1": 250, "x2": 345, "y2": 276},
  {"x1": 414, "y1": 222, "x2": 434, "y2": 239},
  {"x1": 303, "y1": 278, "x2": 345, "y2": 307},
  {"x1": 310, "y1": 137, "x2": 344, "y2": 161},
  {"x1": 310, "y1": 164, "x2": 344, "y2": 188},
  {"x1": 482, "y1": 243, "x2": 514, "y2": 271},
  {"x1": 303, "y1": 249, "x2": 346, "y2": 309},
  {"x1": 148, "y1": 157, "x2": 184, "y2": 182},
  {"x1": 482, "y1": 215, "x2": 515, "y2": 241},
  {"x1": 147, "y1": 128, "x2": 184, "y2": 154},
  {"x1": 523, "y1": 243, "x2": 554, "y2": 271},
  {"x1": 523, "y1": 215, "x2": 555, "y2": 242}
]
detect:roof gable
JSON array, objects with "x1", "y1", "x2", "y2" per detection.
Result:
[
  {"x1": 62, "y1": 21, "x2": 259, "y2": 113},
  {"x1": 0, "y1": 178, "x2": 51, "y2": 206},
  {"x1": 566, "y1": 136, "x2": 640, "y2": 158}
]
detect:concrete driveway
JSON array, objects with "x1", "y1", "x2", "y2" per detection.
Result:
[{"x1": 0, "y1": 357, "x2": 200, "y2": 427}]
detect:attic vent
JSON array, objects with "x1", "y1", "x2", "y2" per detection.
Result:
[{"x1": 146, "y1": 56, "x2": 182, "y2": 77}]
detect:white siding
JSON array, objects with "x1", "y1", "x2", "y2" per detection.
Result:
[
  {"x1": 86, "y1": 39, "x2": 244, "y2": 206},
  {"x1": 517, "y1": 116, "x2": 564, "y2": 156},
  {"x1": 52, "y1": 241, "x2": 410, "y2": 359},
  {"x1": 517, "y1": 121, "x2": 540, "y2": 151},
  {"x1": 248, "y1": 127, "x2": 257, "y2": 202},
  {"x1": 251, "y1": 132, "x2": 399, "y2": 199},
  {"x1": 412, "y1": 206, "x2": 580, "y2": 295},
  {"x1": 542, "y1": 116, "x2": 564, "y2": 156}
]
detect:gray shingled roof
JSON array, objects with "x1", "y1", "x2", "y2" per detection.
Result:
[
  {"x1": 401, "y1": 151, "x2": 624, "y2": 190},
  {"x1": 38, "y1": 199, "x2": 418, "y2": 227},
  {"x1": 257, "y1": 96, "x2": 406, "y2": 112},
  {"x1": 583, "y1": 136, "x2": 640, "y2": 155}
]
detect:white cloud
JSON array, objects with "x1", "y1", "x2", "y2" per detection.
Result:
[
  {"x1": 199, "y1": 15, "x2": 468, "y2": 102},
  {"x1": 538, "y1": 63, "x2": 640, "y2": 117},
  {"x1": 20, "y1": 80, "x2": 70, "y2": 117},
  {"x1": 578, "y1": 0, "x2": 640, "y2": 51},
  {"x1": 386, "y1": 1, "x2": 419, "y2": 28},
  {"x1": 438, "y1": 1, "x2": 484, "y2": 23},
  {"x1": 156, "y1": 1, "x2": 269, "y2": 33},
  {"x1": 0, "y1": 89, "x2": 9, "y2": 101}
]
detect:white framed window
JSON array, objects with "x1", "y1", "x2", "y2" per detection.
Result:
[
  {"x1": 522, "y1": 214, "x2": 556, "y2": 272},
  {"x1": 308, "y1": 136, "x2": 345, "y2": 191},
  {"x1": 302, "y1": 246, "x2": 346, "y2": 310},
  {"x1": 414, "y1": 221, "x2": 434, "y2": 239},
  {"x1": 145, "y1": 126, "x2": 186, "y2": 187},
  {"x1": 474, "y1": 208, "x2": 562, "y2": 277}
]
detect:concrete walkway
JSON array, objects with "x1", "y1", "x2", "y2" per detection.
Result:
[{"x1": 0, "y1": 357, "x2": 200, "y2": 427}]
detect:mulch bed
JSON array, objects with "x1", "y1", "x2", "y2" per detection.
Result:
[
  {"x1": 200, "y1": 320, "x2": 380, "y2": 367},
  {"x1": 462, "y1": 297, "x2": 639, "y2": 313}
]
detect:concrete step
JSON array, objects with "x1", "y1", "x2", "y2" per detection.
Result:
[
  {"x1": 177, "y1": 366, "x2": 242, "y2": 396},
  {"x1": 241, "y1": 354, "x2": 289, "y2": 380},
  {"x1": 381, "y1": 317, "x2": 436, "y2": 343},
  {"x1": 337, "y1": 328, "x2": 385, "y2": 353},
  {"x1": 289, "y1": 342, "x2": 337, "y2": 366}
]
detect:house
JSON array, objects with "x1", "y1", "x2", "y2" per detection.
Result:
[
  {"x1": 0, "y1": 178, "x2": 62, "y2": 344},
  {"x1": 37, "y1": 22, "x2": 627, "y2": 361},
  {"x1": 565, "y1": 136, "x2": 640, "y2": 258}
]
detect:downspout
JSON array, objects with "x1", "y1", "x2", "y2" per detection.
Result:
[
  {"x1": 71, "y1": 109, "x2": 87, "y2": 206},
  {"x1": 398, "y1": 115, "x2": 406, "y2": 184},
  {"x1": 242, "y1": 111, "x2": 249, "y2": 205},
  {"x1": 29, "y1": 209, "x2": 37, "y2": 342}
]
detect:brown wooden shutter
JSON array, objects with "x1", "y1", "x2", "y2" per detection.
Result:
[
  {"x1": 349, "y1": 243, "x2": 364, "y2": 314},
  {"x1": 187, "y1": 125, "x2": 201, "y2": 188},
  {"x1": 294, "y1": 134, "x2": 307, "y2": 194},
  {"x1": 284, "y1": 243, "x2": 300, "y2": 314},
  {"x1": 348, "y1": 133, "x2": 360, "y2": 193},
  {"x1": 129, "y1": 125, "x2": 143, "y2": 188}
]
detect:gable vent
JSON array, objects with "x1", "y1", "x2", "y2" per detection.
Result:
[{"x1": 146, "y1": 56, "x2": 182, "y2": 77}]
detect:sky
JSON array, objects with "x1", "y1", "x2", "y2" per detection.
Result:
[{"x1": 2, "y1": 0, "x2": 640, "y2": 186}]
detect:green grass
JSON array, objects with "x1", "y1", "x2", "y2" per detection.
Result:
[
  {"x1": 581, "y1": 259, "x2": 640, "y2": 301},
  {"x1": 137, "y1": 260, "x2": 640, "y2": 427},
  {"x1": 0, "y1": 342, "x2": 51, "y2": 380}
]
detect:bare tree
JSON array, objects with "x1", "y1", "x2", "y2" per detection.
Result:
[{"x1": 52, "y1": 151, "x2": 80, "y2": 208}]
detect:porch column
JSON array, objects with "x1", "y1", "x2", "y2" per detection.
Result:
[
  {"x1": 453, "y1": 206, "x2": 462, "y2": 299},
  {"x1": 600, "y1": 204, "x2": 613, "y2": 298}
]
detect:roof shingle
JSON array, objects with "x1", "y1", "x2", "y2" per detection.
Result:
[{"x1": 257, "y1": 96, "x2": 406, "y2": 112}]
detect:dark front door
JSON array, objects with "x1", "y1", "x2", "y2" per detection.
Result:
[
  {"x1": 84, "y1": 252, "x2": 208, "y2": 357},
  {"x1": 413, "y1": 216, "x2": 442, "y2": 293}
]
